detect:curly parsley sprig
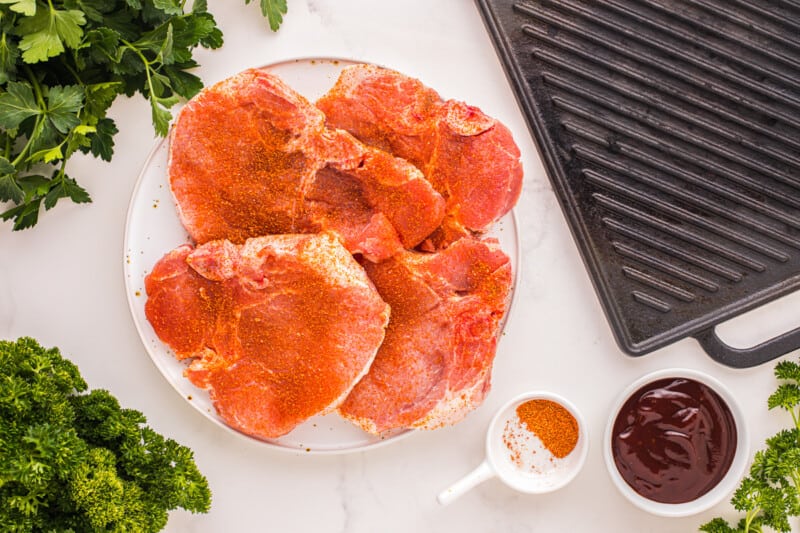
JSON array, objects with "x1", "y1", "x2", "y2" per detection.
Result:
[
  {"x1": 700, "y1": 360, "x2": 800, "y2": 533},
  {"x1": 0, "y1": 337, "x2": 211, "y2": 531},
  {"x1": 0, "y1": 0, "x2": 222, "y2": 230}
]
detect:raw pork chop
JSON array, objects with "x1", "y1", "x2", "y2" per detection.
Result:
[
  {"x1": 338, "y1": 237, "x2": 512, "y2": 434},
  {"x1": 168, "y1": 68, "x2": 445, "y2": 261},
  {"x1": 316, "y1": 64, "x2": 523, "y2": 246},
  {"x1": 303, "y1": 129, "x2": 446, "y2": 260},
  {"x1": 144, "y1": 233, "x2": 390, "y2": 439}
]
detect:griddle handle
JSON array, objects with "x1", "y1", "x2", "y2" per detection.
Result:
[{"x1": 695, "y1": 327, "x2": 800, "y2": 369}]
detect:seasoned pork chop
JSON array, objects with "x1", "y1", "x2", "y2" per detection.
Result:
[
  {"x1": 338, "y1": 237, "x2": 512, "y2": 434},
  {"x1": 168, "y1": 68, "x2": 445, "y2": 261},
  {"x1": 145, "y1": 233, "x2": 390, "y2": 439},
  {"x1": 169, "y1": 69, "x2": 322, "y2": 245},
  {"x1": 316, "y1": 64, "x2": 523, "y2": 246}
]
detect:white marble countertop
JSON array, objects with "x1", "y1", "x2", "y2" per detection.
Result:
[{"x1": 1, "y1": 1, "x2": 798, "y2": 531}]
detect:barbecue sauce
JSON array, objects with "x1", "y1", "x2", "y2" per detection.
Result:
[{"x1": 611, "y1": 377, "x2": 737, "y2": 504}]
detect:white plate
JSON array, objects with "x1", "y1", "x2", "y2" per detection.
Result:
[{"x1": 123, "y1": 58, "x2": 520, "y2": 454}]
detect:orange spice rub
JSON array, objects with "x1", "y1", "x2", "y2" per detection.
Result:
[{"x1": 516, "y1": 399, "x2": 579, "y2": 459}]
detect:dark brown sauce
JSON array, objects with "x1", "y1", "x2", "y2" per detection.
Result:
[{"x1": 611, "y1": 377, "x2": 737, "y2": 504}]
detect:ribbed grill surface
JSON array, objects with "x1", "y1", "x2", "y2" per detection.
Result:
[{"x1": 477, "y1": 0, "x2": 800, "y2": 356}]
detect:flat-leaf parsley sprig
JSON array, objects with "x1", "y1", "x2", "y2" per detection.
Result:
[
  {"x1": 700, "y1": 359, "x2": 800, "y2": 533},
  {"x1": 0, "y1": 0, "x2": 222, "y2": 230},
  {"x1": 245, "y1": 0, "x2": 287, "y2": 31}
]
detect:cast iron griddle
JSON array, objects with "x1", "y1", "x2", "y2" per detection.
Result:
[{"x1": 476, "y1": 0, "x2": 800, "y2": 367}]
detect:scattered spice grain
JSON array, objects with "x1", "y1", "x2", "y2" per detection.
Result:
[{"x1": 516, "y1": 399, "x2": 578, "y2": 458}]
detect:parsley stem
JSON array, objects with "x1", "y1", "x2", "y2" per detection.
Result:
[
  {"x1": 11, "y1": 66, "x2": 48, "y2": 168},
  {"x1": 0, "y1": 32, "x2": 7, "y2": 164},
  {"x1": 10, "y1": 123, "x2": 39, "y2": 167},
  {"x1": 23, "y1": 65, "x2": 46, "y2": 110},
  {"x1": 119, "y1": 39, "x2": 159, "y2": 104},
  {"x1": 120, "y1": 39, "x2": 153, "y2": 83},
  {"x1": 60, "y1": 58, "x2": 83, "y2": 87},
  {"x1": 56, "y1": 156, "x2": 67, "y2": 181},
  {"x1": 744, "y1": 507, "x2": 760, "y2": 532}
]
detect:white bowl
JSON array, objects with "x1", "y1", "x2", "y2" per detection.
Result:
[
  {"x1": 603, "y1": 368, "x2": 748, "y2": 517},
  {"x1": 438, "y1": 391, "x2": 588, "y2": 505},
  {"x1": 487, "y1": 391, "x2": 589, "y2": 494}
]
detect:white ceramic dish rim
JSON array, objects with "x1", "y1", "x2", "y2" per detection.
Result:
[
  {"x1": 488, "y1": 390, "x2": 589, "y2": 493},
  {"x1": 603, "y1": 368, "x2": 749, "y2": 517},
  {"x1": 122, "y1": 56, "x2": 523, "y2": 455}
]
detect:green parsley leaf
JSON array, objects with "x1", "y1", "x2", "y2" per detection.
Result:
[
  {"x1": 0, "y1": 156, "x2": 23, "y2": 203},
  {"x1": 765, "y1": 429, "x2": 800, "y2": 456},
  {"x1": 31, "y1": 143, "x2": 64, "y2": 163},
  {"x1": 1, "y1": 194, "x2": 41, "y2": 229},
  {"x1": 69, "y1": 0, "x2": 107, "y2": 23},
  {"x1": 152, "y1": 0, "x2": 181, "y2": 16},
  {"x1": 18, "y1": 173, "x2": 51, "y2": 197},
  {"x1": 164, "y1": 64, "x2": 202, "y2": 99},
  {"x1": 0, "y1": 0, "x2": 223, "y2": 230},
  {"x1": 96, "y1": 7, "x2": 139, "y2": 41},
  {"x1": 700, "y1": 357, "x2": 800, "y2": 533},
  {"x1": 0, "y1": 0, "x2": 36, "y2": 17},
  {"x1": 776, "y1": 361, "x2": 800, "y2": 382},
  {"x1": 111, "y1": 45, "x2": 146, "y2": 78},
  {"x1": 18, "y1": 28, "x2": 65, "y2": 63},
  {"x1": 17, "y1": 5, "x2": 86, "y2": 63},
  {"x1": 48, "y1": 7, "x2": 86, "y2": 48},
  {"x1": 0, "y1": 32, "x2": 21, "y2": 83},
  {"x1": 27, "y1": 115, "x2": 63, "y2": 163},
  {"x1": 156, "y1": 22, "x2": 174, "y2": 65},
  {"x1": 89, "y1": 117, "x2": 116, "y2": 161},
  {"x1": 699, "y1": 517, "x2": 738, "y2": 533},
  {"x1": 46, "y1": 85, "x2": 84, "y2": 133},
  {"x1": 129, "y1": 22, "x2": 169, "y2": 55},
  {"x1": 82, "y1": 81, "x2": 120, "y2": 122},
  {"x1": 194, "y1": 13, "x2": 223, "y2": 48},
  {"x1": 150, "y1": 96, "x2": 176, "y2": 137},
  {"x1": 0, "y1": 155, "x2": 17, "y2": 175},
  {"x1": 264, "y1": 0, "x2": 287, "y2": 31},
  {"x1": 65, "y1": 124, "x2": 94, "y2": 157},
  {"x1": 0, "y1": 80, "x2": 40, "y2": 129},
  {"x1": 0, "y1": 337, "x2": 211, "y2": 527},
  {"x1": 150, "y1": 70, "x2": 171, "y2": 96},
  {"x1": 171, "y1": 13, "x2": 222, "y2": 55},
  {"x1": 44, "y1": 173, "x2": 89, "y2": 209},
  {"x1": 77, "y1": 27, "x2": 120, "y2": 68},
  {"x1": 43, "y1": 177, "x2": 62, "y2": 209},
  {"x1": 1, "y1": 174, "x2": 50, "y2": 229},
  {"x1": 769, "y1": 383, "x2": 800, "y2": 412},
  {"x1": 246, "y1": 0, "x2": 287, "y2": 31}
]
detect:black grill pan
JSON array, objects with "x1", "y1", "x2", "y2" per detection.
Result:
[{"x1": 476, "y1": 0, "x2": 800, "y2": 367}]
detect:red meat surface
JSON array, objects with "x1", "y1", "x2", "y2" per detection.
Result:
[
  {"x1": 168, "y1": 68, "x2": 445, "y2": 261},
  {"x1": 338, "y1": 237, "x2": 512, "y2": 434},
  {"x1": 144, "y1": 233, "x2": 390, "y2": 439},
  {"x1": 316, "y1": 64, "x2": 523, "y2": 247}
]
